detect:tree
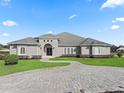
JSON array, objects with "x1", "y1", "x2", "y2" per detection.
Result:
[
  {"x1": 111, "y1": 45, "x2": 118, "y2": 53},
  {"x1": 0, "y1": 44, "x2": 3, "y2": 50},
  {"x1": 0, "y1": 44, "x2": 9, "y2": 50}
]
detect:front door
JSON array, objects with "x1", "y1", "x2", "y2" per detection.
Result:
[{"x1": 46, "y1": 48, "x2": 52, "y2": 56}]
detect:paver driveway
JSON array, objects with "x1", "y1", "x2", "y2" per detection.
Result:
[{"x1": 0, "y1": 61, "x2": 124, "y2": 93}]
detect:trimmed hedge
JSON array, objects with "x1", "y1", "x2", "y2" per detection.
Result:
[{"x1": 4, "y1": 54, "x2": 18, "y2": 65}]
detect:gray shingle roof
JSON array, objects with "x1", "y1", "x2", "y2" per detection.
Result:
[
  {"x1": 8, "y1": 37, "x2": 38, "y2": 45},
  {"x1": 57, "y1": 32, "x2": 85, "y2": 46},
  {"x1": 38, "y1": 34, "x2": 58, "y2": 39},
  {"x1": 8, "y1": 32, "x2": 111, "y2": 47},
  {"x1": 80, "y1": 38, "x2": 111, "y2": 46}
]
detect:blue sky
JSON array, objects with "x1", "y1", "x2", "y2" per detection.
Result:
[{"x1": 0, "y1": 0, "x2": 124, "y2": 45}]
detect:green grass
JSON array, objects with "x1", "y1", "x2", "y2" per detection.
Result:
[
  {"x1": 0, "y1": 60, "x2": 70, "y2": 76},
  {"x1": 51, "y1": 57, "x2": 81, "y2": 61},
  {"x1": 50, "y1": 57, "x2": 124, "y2": 67}
]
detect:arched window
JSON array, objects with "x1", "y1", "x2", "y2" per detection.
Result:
[{"x1": 20, "y1": 47, "x2": 26, "y2": 54}]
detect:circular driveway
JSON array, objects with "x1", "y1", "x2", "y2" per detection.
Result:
[{"x1": 0, "y1": 62, "x2": 124, "y2": 93}]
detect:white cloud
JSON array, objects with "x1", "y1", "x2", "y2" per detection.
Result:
[
  {"x1": 47, "y1": 31, "x2": 53, "y2": 34},
  {"x1": 2, "y1": 33, "x2": 9, "y2": 37},
  {"x1": 0, "y1": 0, "x2": 11, "y2": 6},
  {"x1": 69, "y1": 14, "x2": 78, "y2": 20},
  {"x1": 112, "y1": 17, "x2": 124, "y2": 23},
  {"x1": 111, "y1": 25, "x2": 120, "y2": 30},
  {"x1": 101, "y1": 0, "x2": 124, "y2": 9},
  {"x1": 116, "y1": 17, "x2": 124, "y2": 22},
  {"x1": 2, "y1": 20, "x2": 18, "y2": 27}
]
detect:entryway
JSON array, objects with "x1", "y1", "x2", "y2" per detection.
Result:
[
  {"x1": 46, "y1": 47, "x2": 52, "y2": 56},
  {"x1": 44, "y1": 44, "x2": 52, "y2": 56}
]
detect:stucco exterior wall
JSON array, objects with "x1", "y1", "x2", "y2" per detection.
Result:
[
  {"x1": 81, "y1": 46, "x2": 90, "y2": 55},
  {"x1": 39, "y1": 38, "x2": 59, "y2": 57},
  {"x1": 10, "y1": 46, "x2": 17, "y2": 54},
  {"x1": 57, "y1": 47, "x2": 63, "y2": 56},
  {"x1": 26, "y1": 46, "x2": 41, "y2": 57},
  {"x1": 10, "y1": 45, "x2": 41, "y2": 58},
  {"x1": 92, "y1": 46, "x2": 111, "y2": 55}
]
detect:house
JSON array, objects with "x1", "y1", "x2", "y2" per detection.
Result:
[{"x1": 8, "y1": 32, "x2": 112, "y2": 58}]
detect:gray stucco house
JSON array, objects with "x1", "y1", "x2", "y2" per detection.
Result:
[{"x1": 8, "y1": 32, "x2": 112, "y2": 58}]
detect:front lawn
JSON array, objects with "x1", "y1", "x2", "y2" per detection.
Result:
[
  {"x1": 50, "y1": 57, "x2": 124, "y2": 67},
  {"x1": 0, "y1": 60, "x2": 70, "y2": 76}
]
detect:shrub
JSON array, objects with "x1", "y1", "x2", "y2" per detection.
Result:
[
  {"x1": 76, "y1": 55, "x2": 80, "y2": 58},
  {"x1": 0, "y1": 54, "x2": 5, "y2": 60},
  {"x1": 117, "y1": 52, "x2": 123, "y2": 58},
  {"x1": 4, "y1": 54, "x2": 18, "y2": 65}
]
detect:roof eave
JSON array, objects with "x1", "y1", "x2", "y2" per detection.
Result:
[
  {"x1": 58, "y1": 44, "x2": 79, "y2": 47},
  {"x1": 8, "y1": 43, "x2": 38, "y2": 46},
  {"x1": 80, "y1": 44, "x2": 112, "y2": 47}
]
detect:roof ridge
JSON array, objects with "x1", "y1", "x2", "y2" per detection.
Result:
[
  {"x1": 57, "y1": 32, "x2": 85, "y2": 39},
  {"x1": 38, "y1": 33, "x2": 57, "y2": 38}
]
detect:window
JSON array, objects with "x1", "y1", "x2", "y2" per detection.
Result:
[
  {"x1": 94, "y1": 47, "x2": 101, "y2": 55},
  {"x1": 98, "y1": 48, "x2": 101, "y2": 54},
  {"x1": 51, "y1": 40, "x2": 52, "y2": 42},
  {"x1": 71, "y1": 48, "x2": 73, "y2": 54},
  {"x1": 20, "y1": 47, "x2": 26, "y2": 54},
  {"x1": 44, "y1": 40, "x2": 45, "y2": 42},
  {"x1": 68, "y1": 48, "x2": 70, "y2": 54},
  {"x1": 47, "y1": 40, "x2": 49, "y2": 42},
  {"x1": 64, "y1": 48, "x2": 66, "y2": 54}
]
